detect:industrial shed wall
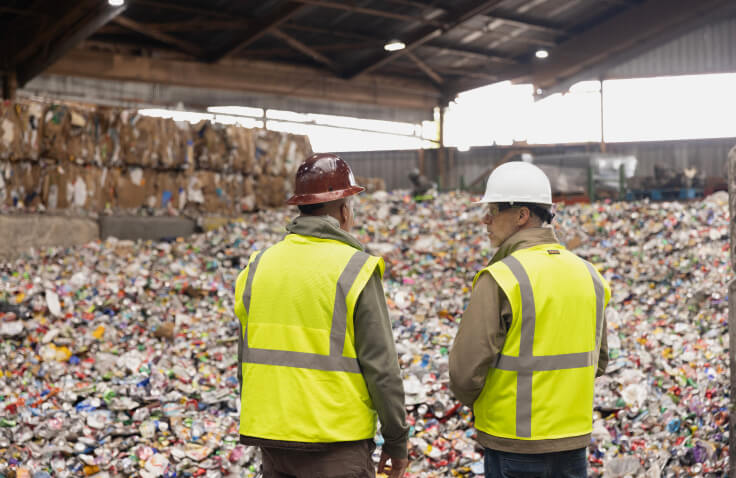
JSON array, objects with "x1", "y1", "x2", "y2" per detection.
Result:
[
  {"x1": 608, "y1": 17, "x2": 736, "y2": 79},
  {"x1": 339, "y1": 138, "x2": 736, "y2": 191}
]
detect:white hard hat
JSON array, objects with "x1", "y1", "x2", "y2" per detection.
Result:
[{"x1": 475, "y1": 161, "x2": 552, "y2": 205}]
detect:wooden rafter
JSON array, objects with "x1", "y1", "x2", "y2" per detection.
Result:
[
  {"x1": 133, "y1": 0, "x2": 249, "y2": 21},
  {"x1": 424, "y1": 42, "x2": 517, "y2": 64},
  {"x1": 270, "y1": 28, "x2": 338, "y2": 72},
  {"x1": 136, "y1": 19, "x2": 245, "y2": 33},
  {"x1": 486, "y1": 11, "x2": 568, "y2": 35},
  {"x1": 206, "y1": 3, "x2": 305, "y2": 62},
  {"x1": 343, "y1": 0, "x2": 508, "y2": 79},
  {"x1": 114, "y1": 16, "x2": 204, "y2": 57},
  {"x1": 289, "y1": 0, "x2": 443, "y2": 26},
  {"x1": 406, "y1": 51, "x2": 444, "y2": 85},
  {"x1": 16, "y1": 2, "x2": 126, "y2": 86}
]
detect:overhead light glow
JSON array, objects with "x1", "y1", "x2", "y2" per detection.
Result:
[
  {"x1": 457, "y1": 145, "x2": 470, "y2": 152},
  {"x1": 535, "y1": 49, "x2": 549, "y2": 59},
  {"x1": 384, "y1": 40, "x2": 406, "y2": 52},
  {"x1": 108, "y1": 0, "x2": 125, "y2": 5}
]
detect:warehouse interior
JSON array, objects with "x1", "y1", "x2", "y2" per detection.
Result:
[{"x1": 1, "y1": 0, "x2": 736, "y2": 476}]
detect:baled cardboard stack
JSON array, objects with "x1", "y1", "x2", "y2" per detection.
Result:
[{"x1": 0, "y1": 99, "x2": 312, "y2": 215}]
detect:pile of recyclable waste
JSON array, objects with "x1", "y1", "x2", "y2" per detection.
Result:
[{"x1": 0, "y1": 190, "x2": 730, "y2": 477}]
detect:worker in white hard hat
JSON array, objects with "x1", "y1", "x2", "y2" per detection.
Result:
[{"x1": 449, "y1": 161, "x2": 611, "y2": 478}]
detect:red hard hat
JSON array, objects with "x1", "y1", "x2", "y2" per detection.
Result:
[{"x1": 286, "y1": 153, "x2": 365, "y2": 205}]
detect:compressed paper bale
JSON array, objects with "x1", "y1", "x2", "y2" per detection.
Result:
[
  {"x1": 196, "y1": 171, "x2": 232, "y2": 214},
  {"x1": 2, "y1": 161, "x2": 42, "y2": 208},
  {"x1": 0, "y1": 101, "x2": 25, "y2": 161},
  {"x1": 78, "y1": 165, "x2": 114, "y2": 212},
  {"x1": 254, "y1": 174, "x2": 289, "y2": 209},
  {"x1": 224, "y1": 173, "x2": 253, "y2": 214},
  {"x1": 93, "y1": 107, "x2": 122, "y2": 168},
  {"x1": 42, "y1": 162, "x2": 71, "y2": 210},
  {"x1": 225, "y1": 125, "x2": 255, "y2": 174},
  {"x1": 118, "y1": 111, "x2": 155, "y2": 168},
  {"x1": 153, "y1": 172, "x2": 185, "y2": 211},
  {"x1": 17, "y1": 102, "x2": 44, "y2": 161},
  {"x1": 254, "y1": 130, "x2": 287, "y2": 176},
  {"x1": 283, "y1": 133, "x2": 311, "y2": 176},
  {"x1": 0, "y1": 161, "x2": 8, "y2": 205},
  {"x1": 240, "y1": 175, "x2": 256, "y2": 212},
  {"x1": 41, "y1": 104, "x2": 70, "y2": 161},
  {"x1": 113, "y1": 167, "x2": 156, "y2": 210},
  {"x1": 194, "y1": 121, "x2": 228, "y2": 171},
  {"x1": 42, "y1": 162, "x2": 103, "y2": 211},
  {"x1": 19, "y1": 162, "x2": 43, "y2": 208},
  {"x1": 155, "y1": 118, "x2": 190, "y2": 170},
  {"x1": 66, "y1": 107, "x2": 97, "y2": 165}
]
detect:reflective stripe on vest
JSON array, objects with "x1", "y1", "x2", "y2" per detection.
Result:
[
  {"x1": 493, "y1": 255, "x2": 606, "y2": 438},
  {"x1": 240, "y1": 249, "x2": 371, "y2": 374}
]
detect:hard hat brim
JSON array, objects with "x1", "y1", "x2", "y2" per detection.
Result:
[{"x1": 286, "y1": 185, "x2": 365, "y2": 205}]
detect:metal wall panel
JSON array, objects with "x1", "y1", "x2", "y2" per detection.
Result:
[
  {"x1": 606, "y1": 139, "x2": 734, "y2": 178},
  {"x1": 340, "y1": 139, "x2": 736, "y2": 191},
  {"x1": 608, "y1": 17, "x2": 736, "y2": 78},
  {"x1": 338, "y1": 150, "x2": 421, "y2": 191}
]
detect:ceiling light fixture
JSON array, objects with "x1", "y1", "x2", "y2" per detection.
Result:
[
  {"x1": 384, "y1": 40, "x2": 406, "y2": 52},
  {"x1": 535, "y1": 49, "x2": 549, "y2": 59},
  {"x1": 108, "y1": 0, "x2": 125, "y2": 6}
]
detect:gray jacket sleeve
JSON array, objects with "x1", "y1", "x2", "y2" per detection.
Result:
[{"x1": 354, "y1": 270, "x2": 409, "y2": 459}]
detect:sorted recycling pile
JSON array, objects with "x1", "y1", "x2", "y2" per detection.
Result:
[{"x1": 0, "y1": 190, "x2": 731, "y2": 477}]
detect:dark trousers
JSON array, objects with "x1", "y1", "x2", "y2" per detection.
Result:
[
  {"x1": 484, "y1": 448, "x2": 587, "y2": 478},
  {"x1": 261, "y1": 439, "x2": 376, "y2": 478}
]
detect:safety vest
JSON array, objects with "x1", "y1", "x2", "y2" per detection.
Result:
[
  {"x1": 473, "y1": 243, "x2": 610, "y2": 441},
  {"x1": 234, "y1": 233, "x2": 384, "y2": 443}
]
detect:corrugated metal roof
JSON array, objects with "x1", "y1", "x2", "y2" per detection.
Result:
[{"x1": 607, "y1": 17, "x2": 736, "y2": 78}]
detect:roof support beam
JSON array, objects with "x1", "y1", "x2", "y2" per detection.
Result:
[
  {"x1": 343, "y1": 0, "x2": 507, "y2": 79},
  {"x1": 133, "y1": 0, "x2": 249, "y2": 21},
  {"x1": 291, "y1": 0, "x2": 566, "y2": 36},
  {"x1": 11, "y1": 0, "x2": 94, "y2": 66},
  {"x1": 289, "y1": 0, "x2": 442, "y2": 26},
  {"x1": 206, "y1": 3, "x2": 305, "y2": 62},
  {"x1": 406, "y1": 51, "x2": 444, "y2": 85},
  {"x1": 485, "y1": 12, "x2": 567, "y2": 35},
  {"x1": 16, "y1": 2, "x2": 126, "y2": 86},
  {"x1": 134, "y1": 19, "x2": 245, "y2": 33},
  {"x1": 270, "y1": 28, "x2": 338, "y2": 72},
  {"x1": 424, "y1": 42, "x2": 517, "y2": 64},
  {"x1": 114, "y1": 16, "x2": 204, "y2": 57}
]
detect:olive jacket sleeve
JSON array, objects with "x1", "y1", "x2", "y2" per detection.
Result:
[{"x1": 354, "y1": 269, "x2": 410, "y2": 458}]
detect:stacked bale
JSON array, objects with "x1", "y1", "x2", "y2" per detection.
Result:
[{"x1": 0, "y1": 99, "x2": 312, "y2": 215}]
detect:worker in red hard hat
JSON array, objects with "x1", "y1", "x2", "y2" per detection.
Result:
[{"x1": 234, "y1": 153, "x2": 409, "y2": 478}]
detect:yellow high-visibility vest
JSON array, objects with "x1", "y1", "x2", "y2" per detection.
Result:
[
  {"x1": 473, "y1": 243, "x2": 610, "y2": 441},
  {"x1": 234, "y1": 233, "x2": 384, "y2": 443}
]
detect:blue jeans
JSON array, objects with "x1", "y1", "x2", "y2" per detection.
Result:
[{"x1": 484, "y1": 448, "x2": 587, "y2": 478}]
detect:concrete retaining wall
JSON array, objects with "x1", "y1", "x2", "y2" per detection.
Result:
[{"x1": 1, "y1": 215, "x2": 200, "y2": 259}]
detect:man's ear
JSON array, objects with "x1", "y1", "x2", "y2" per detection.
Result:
[
  {"x1": 340, "y1": 200, "x2": 349, "y2": 224},
  {"x1": 517, "y1": 206, "x2": 531, "y2": 226}
]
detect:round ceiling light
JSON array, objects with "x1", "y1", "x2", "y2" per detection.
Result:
[{"x1": 384, "y1": 40, "x2": 406, "y2": 52}]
